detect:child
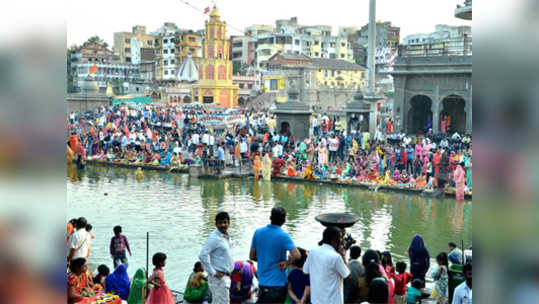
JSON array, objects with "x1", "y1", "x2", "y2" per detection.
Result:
[
  {"x1": 184, "y1": 262, "x2": 209, "y2": 303},
  {"x1": 110, "y1": 225, "x2": 132, "y2": 269},
  {"x1": 287, "y1": 248, "x2": 310, "y2": 304},
  {"x1": 406, "y1": 279, "x2": 423, "y2": 304},
  {"x1": 389, "y1": 261, "x2": 413, "y2": 304},
  {"x1": 146, "y1": 252, "x2": 175, "y2": 304},
  {"x1": 431, "y1": 253, "x2": 449, "y2": 304},
  {"x1": 93, "y1": 264, "x2": 110, "y2": 288}
]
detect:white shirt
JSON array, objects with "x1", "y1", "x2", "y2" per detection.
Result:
[
  {"x1": 209, "y1": 135, "x2": 215, "y2": 146},
  {"x1": 239, "y1": 142, "x2": 248, "y2": 153},
  {"x1": 304, "y1": 244, "x2": 350, "y2": 304},
  {"x1": 452, "y1": 281, "x2": 472, "y2": 304},
  {"x1": 328, "y1": 138, "x2": 339, "y2": 152},
  {"x1": 199, "y1": 229, "x2": 234, "y2": 277},
  {"x1": 202, "y1": 133, "x2": 210, "y2": 145},
  {"x1": 69, "y1": 228, "x2": 90, "y2": 260},
  {"x1": 192, "y1": 133, "x2": 200, "y2": 145}
]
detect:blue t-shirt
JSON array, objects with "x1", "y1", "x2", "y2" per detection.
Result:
[
  {"x1": 217, "y1": 147, "x2": 225, "y2": 161},
  {"x1": 406, "y1": 286, "x2": 422, "y2": 304},
  {"x1": 251, "y1": 224, "x2": 296, "y2": 287},
  {"x1": 288, "y1": 268, "x2": 310, "y2": 304}
]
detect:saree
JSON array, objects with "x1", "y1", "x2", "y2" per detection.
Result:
[
  {"x1": 453, "y1": 165, "x2": 465, "y2": 201},
  {"x1": 105, "y1": 264, "x2": 131, "y2": 300},
  {"x1": 262, "y1": 154, "x2": 272, "y2": 181},
  {"x1": 127, "y1": 268, "x2": 146, "y2": 304},
  {"x1": 253, "y1": 155, "x2": 262, "y2": 180}
]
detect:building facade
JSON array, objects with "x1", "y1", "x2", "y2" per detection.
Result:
[
  {"x1": 192, "y1": 6, "x2": 239, "y2": 108},
  {"x1": 400, "y1": 25, "x2": 472, "y2": 57},
  {"x1": 113, "y1": 26, "x2": 156, "y2": 64}
]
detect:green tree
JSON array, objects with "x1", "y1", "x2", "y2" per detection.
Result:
[{"x1": 232, "y1": 61, "x2": 242, "y2": 75}]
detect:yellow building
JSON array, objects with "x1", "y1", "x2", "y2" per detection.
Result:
[
  {"x1": 177, "y1": 31, "x2": 200, "y2": 63},
  {"x1": 113, "y1": 26, "x2": 156, "y2": 64},
  {"x1": 192, "y1": 6, "x2": 239, "y2": 108},
  {"x1": 310, "y1": 58, "x2": 366, "y2": 90}
]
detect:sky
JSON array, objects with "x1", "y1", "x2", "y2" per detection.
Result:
[{"x1": 67, "y1": 0, "x2": 471, "y2": 47}]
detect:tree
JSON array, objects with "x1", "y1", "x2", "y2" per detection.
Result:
[{"x1": 233, "y1": 61, "x2": 242, "y2": 75}]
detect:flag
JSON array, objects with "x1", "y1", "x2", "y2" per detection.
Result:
[
  {"x1": 89, "y1": 63, "x2": 97, "y2": 74},
  {"x1": 204, "y1": 6, "x2": 210, "y2": 14}
]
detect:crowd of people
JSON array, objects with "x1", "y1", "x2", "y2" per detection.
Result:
[
  {"x1": 67, "y1": 104, "x2": 472, "y2": 200},
  {"x1": 66, "y1": 209, "x2": 472, "y2": 304}
]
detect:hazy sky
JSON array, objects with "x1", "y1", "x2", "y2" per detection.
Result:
[{"x1": 67, "y1": 0, "x2": 471, "y2": 47}]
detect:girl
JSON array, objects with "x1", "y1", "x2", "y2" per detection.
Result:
[
  {"x1": 146, "y1": 252, "x2": 175, "y2": 304},
  {"x1": 184, "y1": 262, "x2": 209, "y2": 303},
  {"x1": 431, "y1": 253, "x2": 449, "y2": 304}
]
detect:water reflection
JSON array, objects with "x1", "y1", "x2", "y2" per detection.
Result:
[{"x1": 67, "y1": 165, "x2": 472, "y2": 290}]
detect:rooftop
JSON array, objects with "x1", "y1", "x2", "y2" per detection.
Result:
[{"x1": 310, "y1": 58, "x2": 365, "y2": 71}]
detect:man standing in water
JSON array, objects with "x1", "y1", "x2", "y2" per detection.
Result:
[
  {"x1": 200, "y1": 212, "x2": 234, "y2": 304},
  {"x1": 250, "y1": 207, "x2": 300, "y2": 303}
]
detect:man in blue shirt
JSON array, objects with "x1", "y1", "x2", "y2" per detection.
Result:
[
  {"x1": 216, "y1": 143, "x2": 225, "y2": 174},
  {"x1": 249, "y1": 207, "x2": 300, "y2": 303}
]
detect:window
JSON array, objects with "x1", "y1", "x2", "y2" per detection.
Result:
[
  {"x1": 239, "y1": 83, "x2": 244, "y2": 89},
  {"x1": 248, "y1": 84, "x2": 253, "y2": 89},
  {"x1": 340, "y1": 53, "x2": 345, "y2": 58},
  {"x1": 294, "y1": 40, "x2": 300, "y2": 45},
  {"x1": 189, "y1": 37, "x2": 195, "y2": 42},
  {"x1": 341, "y1": 42, "x2": 346, "y2": 47},
  {"x1": 170, "y1": 38, "x2": 174, "y2": 43},
  {"x1": 324, "y1": 70, "x2": 328, "y2": 77},
  {"x1": 164, "y1": 39, "x2": 168, "y2": 43},
  {"x1": 270, "y1": 79, "x2": 278, "y2": 90},
  {"x1": 170, "y1": 70, "x2": 175, "y2": 75},
  {"x1": 126, "y1": 57, "x2": 131, "y2": 62},
  {"x1": 125, "y1": 38, "x2": 130, "y2": 43},
  {"x1": 125, "y1": 48, "x2": 131, "y2": 53},
  {"x1": 206, "y1": 65, "x2": 214, "y2": 80},
  {"x1": 155, "y1": 39, "x2": 160, "y2": 46},
  {"x1": 314, "y1": 52, "x2": 319, "y2": 56},
  {"x1": 163, "y1": 60, "x2": 168, "y2": 65},
  {"x1": 189, "y1": 48, "x2": 195, "y2": 54},
  {"x1": 164, "y1": 70, "x2": 168, "y2": 75},
  {"x1": 170, "y1": 48, "x2": 175, "y2": 54},
  {"x1": 331, "y1": 70, "x2": 335, "y2": 77},
  {"x1": 338, "y1": 70, "x2": 341, "y2": 75},
  {"x1": 164, "y1": 49, "x2": 168, "y2": 54},
  {"x1": 294, "y1": 51, "x2": 299, "y2": 55},
  {"x1": 147, "y1": 40, "x2": 152, "y2": 46},
  {"x1": 218, "y1": 65, "x2": 226, "y2": 80},
  {"x1": 170, "y1": 59, "x2": 174, "y2": 64},
  {"x1": 314, "y1": 40, "x2": 319, "y2": 45},
  {"x1": 330, "y1": 53, "x2": 336, "y2": 59}
]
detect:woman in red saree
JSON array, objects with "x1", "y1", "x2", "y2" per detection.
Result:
[
  {"x1": 433, "y1": 150, "x2": 441, "y2": 177},
  {"x1": 67, "y1": 258, "x2": 94, "y2": 303},
  {"x1": 453, "y1": 161, "x2": 466, "y2": 201}
]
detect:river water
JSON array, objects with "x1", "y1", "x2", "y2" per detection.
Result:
[{"x1": 67, "y1": 164, "x2": 471, "y2": 291}]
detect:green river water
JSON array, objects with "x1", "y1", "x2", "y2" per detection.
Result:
[{"x1": 67, "y1": 164, "x2": 471, "y2": 291}]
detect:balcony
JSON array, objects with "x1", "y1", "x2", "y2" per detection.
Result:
[{"x1": 455, "y1": 0, "x2": 472, "y2": 20}]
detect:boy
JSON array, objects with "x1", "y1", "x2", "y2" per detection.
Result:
[
  {"x1": 390, "y1": 261, "x2": 413, "y2": 304},
  {"x1": 110, "y1": 225, "x2": 132, "y2": 268},
  {"x1": 406, "y1": 279, "x2": 423, "y2": 304}
]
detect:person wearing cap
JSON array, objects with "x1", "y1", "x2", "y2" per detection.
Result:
[{"x1": 303, "y1": 226, "x2": 350, "y2": 304}]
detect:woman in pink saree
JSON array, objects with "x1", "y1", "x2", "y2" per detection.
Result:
[{"x1": 453, "y1": 161, "x2": 466, "y2": 201}]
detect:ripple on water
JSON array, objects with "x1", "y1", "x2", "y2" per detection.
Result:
[{"x1": 68, "y1": 166, "x2": 472, "y2": 290}]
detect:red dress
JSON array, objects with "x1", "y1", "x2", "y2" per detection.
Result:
[{"x1": 146, "y1": 269, "x2": 174, "y2": 304}]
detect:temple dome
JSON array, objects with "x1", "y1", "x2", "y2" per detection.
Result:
[
  {"x1": 176, "y1": 55, "x2": 199, "y2": 83},
  {"x1": 210, "y1": 6, "x2": 220, "y2": 18},
  {"x1": 81, "y1": 77, "x2": 99, "y2": 93}
]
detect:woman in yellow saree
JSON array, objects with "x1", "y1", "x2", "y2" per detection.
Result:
[{"x1": 262, "y1": 153, "x2": 272, "y2": 181}]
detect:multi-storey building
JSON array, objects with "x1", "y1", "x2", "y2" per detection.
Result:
[
  {"x1": 192, "y1": 6, "x2": 239, "y2": 108},
  {"x1": 247, "y1": 17, "x2": 354, "y2": 69},
  {"x1": 69, "y1": 40, "x2": 144, "y2": 90},
  {"x1": 113, "y1": 26, "x2": 156, "y2": 64},
  {"x1": 230, "y1": 36, "x2": 257, "y2": 69},
  {"x1": 400, "y1": 25, "x2": 472, "y2": 57}
]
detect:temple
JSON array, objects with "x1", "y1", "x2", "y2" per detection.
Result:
[{"x1": 192, "y1": 6, "x2": 239, "y2": 108}]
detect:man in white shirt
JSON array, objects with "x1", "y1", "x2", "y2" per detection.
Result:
[
  {"x1": 239, "y1": 139, "x2": 248, "y2": 160},
  {"x1": 452, "y1": 263, "x2": 472, "y2": 304},
  {"x1": 192, "y1": 133, "x2": 200, "y2": 145},
  {"x1": 199, "y1": 212, "x2": 234, "y2": 304},
  {"x1": 202, "y1": 131, "x2": 210, "y2": 146},
  {"x1": 67, "y1": 217, "x2": 90, "y2": 263},
  {"x1": 304, "y1": 226, "x2": 350, "y2": 304}
]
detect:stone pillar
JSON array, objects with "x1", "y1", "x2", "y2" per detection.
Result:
[
  {"x1": 432, "y1": 85, "x2": 440, "y2": 134},
  {"x1": 393, "y1": 76, "x2": 406, "y2": 132},
  {"x1": 466, "y1": 84, "x2": 472, "y2": 134}
]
